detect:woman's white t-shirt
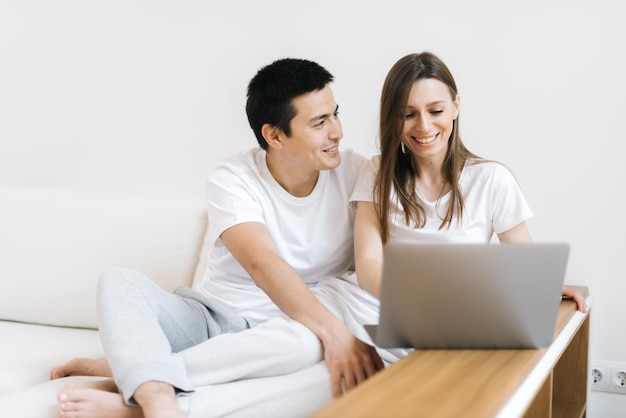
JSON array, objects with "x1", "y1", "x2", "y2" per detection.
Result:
[{"x1": 350, "y1": 156, "x2": 533, "y2": 244}]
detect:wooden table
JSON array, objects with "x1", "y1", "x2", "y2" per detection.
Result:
[{"x1": 314, "y1": 286, "x2": 590, "y2": 418}]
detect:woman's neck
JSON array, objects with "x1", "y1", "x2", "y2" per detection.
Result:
[{"x1": 414, "y1": 156, "x2": 449, "y2": 202}]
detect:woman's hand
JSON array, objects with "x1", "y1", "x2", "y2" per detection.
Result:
[{"x1": 562, "y1": 286, "x2": 587, "y2": 313}]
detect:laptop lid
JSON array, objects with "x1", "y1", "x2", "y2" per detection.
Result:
[{"x1": 365, "y1": 243, "x2": 569, "y2": 349}]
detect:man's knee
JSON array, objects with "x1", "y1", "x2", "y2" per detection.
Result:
[
  {"x1": 98, "y1": 267, "x2": 154, "y2": 298},
  {"x1": 262, "y1": 318, "x2": 323, "y2": 360}
]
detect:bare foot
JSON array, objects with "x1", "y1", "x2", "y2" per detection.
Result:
[
  {"x1": 51, "y1": 358, "x2": 112, "y2": 380},
  {"x1": 58, "y1": 385, "x2": 143, "y2": 418},
  {"x1": 65, "y1": 378, "x2": 119, "y2": 393}
]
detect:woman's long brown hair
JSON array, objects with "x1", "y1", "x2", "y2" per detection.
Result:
[{"x1": 375, "y1": 52, "x2": 481, "y2": 243}]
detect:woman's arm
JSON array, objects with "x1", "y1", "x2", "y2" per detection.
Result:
[
  {"x1": 497, "y1": 222, "x2": 587, "y2": 313},
  {"x1": 354, "y1": 201, "x2": 385, "y2": 299},
  {"x1": 496, "y1": 222, "x2": 532, "y2": 243}
]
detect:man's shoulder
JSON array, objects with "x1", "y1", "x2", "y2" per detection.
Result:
[
  {"x1": 206, "y1": 148, "x2": 265, "y2": 194},
  {"x1": 211, "y1": 148, "x2": 261, "y2": 175}
]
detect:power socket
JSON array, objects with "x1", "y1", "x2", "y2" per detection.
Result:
[
  {"x1": 611, "y1": 370, "x2": 626, "y2": 391},
  {"x1": 591, "y1": 360, "x2": 626, "y2": 394},
  {"x1": 591, "y1": 360, "x2": 610, "y2": 390}
]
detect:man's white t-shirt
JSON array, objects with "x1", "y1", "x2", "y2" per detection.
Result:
[
  {"x1": 350, "y1": 156, "x2": 533, "y2": 244},
  {"x1": 198, "y1": 147, "x2": 367, "y2": 327}
]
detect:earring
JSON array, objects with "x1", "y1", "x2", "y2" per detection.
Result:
[{"x1": 401, "y1": 142, "x2": 406, "y2": 154}]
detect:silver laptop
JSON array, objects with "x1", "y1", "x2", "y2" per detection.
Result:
[{"x1": 365, "y1": 243, "x2": 569, "y2": 349}]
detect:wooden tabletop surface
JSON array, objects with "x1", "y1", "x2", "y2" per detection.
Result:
[{"x1": 314, "y1": 286, "x2": 589, "y2": 418}]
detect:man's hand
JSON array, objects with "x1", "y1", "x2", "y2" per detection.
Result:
[{"x1": 321, "y1": 324, "x2": 384, "y2": 398}]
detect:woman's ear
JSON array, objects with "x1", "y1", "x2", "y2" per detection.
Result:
[
  {"x1": 261, "y1": 124, "x2": 284, "y2": 150},
  {"x1": 453, "y1": 94, "x2": 460, "y2": 120}
]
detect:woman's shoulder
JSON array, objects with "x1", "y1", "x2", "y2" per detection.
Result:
[
  {"x1": 464, "y1": 158, "x2": 511, "y2": 175},
  {"x1": 351, "y1": 154, "x2": 381, "y2": 176},
  {"x1": 368, "y1": 154, "x2": 382, "y2": 169},
  {"x1": 462, "y1": 158, "x2": 519, "y2": 186},
  {"x1": 463, "y1": 158, "x2": 517, "y2": 179}
]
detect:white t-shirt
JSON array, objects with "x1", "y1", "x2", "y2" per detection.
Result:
[
  {"x1": 198, "y1": 147, "x2": 367, "y2": 326},
  {"x1": 350, "y1": 156, "x2": 533, "y2": 244}
]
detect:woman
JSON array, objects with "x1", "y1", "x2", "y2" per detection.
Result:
[{"x1": 351, "y1": 52, "x2": 586, "y2": 312}]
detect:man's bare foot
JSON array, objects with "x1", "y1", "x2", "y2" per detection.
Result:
[
  {"x1": 134, "y1": 381, "x2": 187, "y2": 418},
  {"x1": 58, "y1": 385, "x2": 142, "y2": 418},
  {"x1": 63, "y1": 378, "x2": 119, "y2": 393},
  {"x1": 51, "y1": 358, "x2": 112, "y2": 380}
]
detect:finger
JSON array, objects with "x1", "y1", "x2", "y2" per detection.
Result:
[
  {"x1": 353, "y1": 363, "x2": 367, "y2": 385},
  {"x1": 372, "y1": 347, "x2": 385, "y2": 372},
  {"x1": 330, "y1": 369, "x2": 343, "y2": 398},
  {"x1": 360, "y1": 348, "x2": 380, "y2": 378},
  {"x1": 362, "y1": 357, "x2": 377, "y2": 379},
  {"x1": 564, "y1": 287, "x2": 587, "y2": 313},
  {"x1": 343, "y1": 370, "x2": 358, "y2": 392}
]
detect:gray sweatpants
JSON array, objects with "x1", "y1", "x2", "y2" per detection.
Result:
[{"x1": 97, "y1": 268, "x2": 324, "y2": 405}]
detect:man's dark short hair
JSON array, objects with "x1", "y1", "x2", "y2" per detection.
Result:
[{"x1": 246, "y1": 58, "x2": 334, "y2": 150}]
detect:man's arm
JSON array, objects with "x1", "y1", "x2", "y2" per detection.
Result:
[{"x1": 220, "y1": 221, "x2": 384, "y2": 397}]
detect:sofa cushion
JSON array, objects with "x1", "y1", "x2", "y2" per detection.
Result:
[
  {"x1": 191, "y1": 218, "x2": 212, "y2": 290},
  {"x1": 0, "y1": 375, "x2": 108, "y2": 417},
  {"x1": 0, "y1": 186, "x2": 208, "y2": 329},
  {"x1": 0, "y1": 321, "x2": 104, "y2": 395}
]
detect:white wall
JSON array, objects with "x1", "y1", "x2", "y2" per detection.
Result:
[{"x1": 1, "y1": 0, "x2": 624, "y2": 415}]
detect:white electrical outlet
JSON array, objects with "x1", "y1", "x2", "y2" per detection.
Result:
[
  {"x1": 591, "y1": 360, "x2": 626, "y2": 394},
  {"x1": 591, "y1": 368, "x2": 604, "y2": 384},
  {"x1": 610, "y1": 368, "x2": 626, "y2": 393},
  {"x1": 591, "y1": 361, "x2": 610, "y2": 390}
]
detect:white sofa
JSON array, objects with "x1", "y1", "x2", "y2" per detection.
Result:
[
  {"x1": 0, "y1": 185, "x2": 206, "y2": 416},
  {"x1": 0, "y1": 185, "x2": 337, "y2": 417}
]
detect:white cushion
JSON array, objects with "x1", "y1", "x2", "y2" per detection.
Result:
[
  {"x1": 0, "y1": 186, "x2": 207, "y2": 328},
  {"x1": 0, "y1": 321, "x2": 104, "y2": 395},
  {"x1": 191, "y1": 220, "x2": 212, "y2": 290},
  {"x1": 0, "y1": 375, "x2": 108, "y2": 418}
]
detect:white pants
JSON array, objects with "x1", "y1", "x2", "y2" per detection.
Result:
[
  {"x1": 184, "y1": 362, "x2": 333, "y2": 418},
  {"x1": 98, "y1": 268, "x2": 407, "y2": 415},
  {"x1": 178, "y1": 275, "x2": 410, "y2": 417}
]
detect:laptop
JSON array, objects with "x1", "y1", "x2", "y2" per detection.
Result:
[{"x1": 365, "y1": 243, "x2": 569, "y2": 349}]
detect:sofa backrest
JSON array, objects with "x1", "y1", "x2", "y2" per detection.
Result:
[{"x1": 0, "y1": 186, "x2": 207, "y2": 329}]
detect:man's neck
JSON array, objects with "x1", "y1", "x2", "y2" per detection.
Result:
[{"x1": 266, "y1": 153, "x2": 319, "y2": 197}]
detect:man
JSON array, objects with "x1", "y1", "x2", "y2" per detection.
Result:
[{"x1": 53, "y1": 58, "x2": 392, "y2": 418}]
